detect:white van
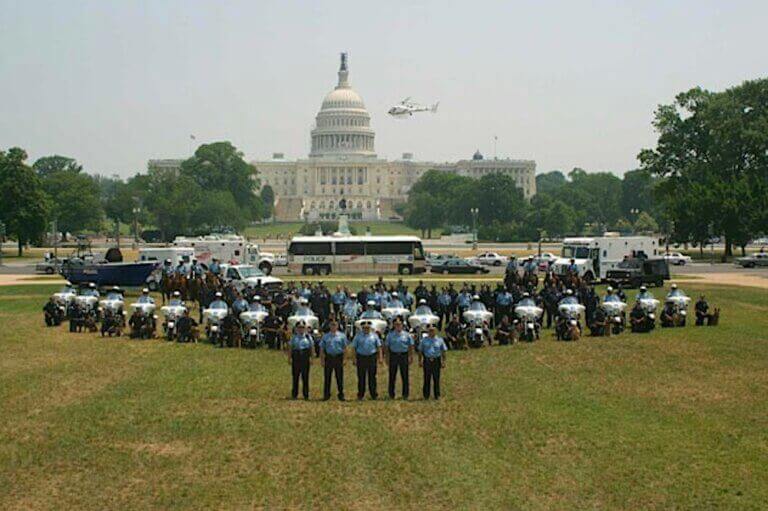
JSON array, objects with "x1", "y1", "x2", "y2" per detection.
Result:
[
  {"x1": 173, "y1": 234, "x2": 276, "y2": 274},
  {"x1": 552, "y1": 234, "x2": 659, "y2": 281},
  {"x1": 140, "y1": 247, "x2": 195, "y2": 290}
]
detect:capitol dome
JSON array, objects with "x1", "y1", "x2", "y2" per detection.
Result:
[{"x1": 310, "y1": 53, "x2": 376, "y2": 158}]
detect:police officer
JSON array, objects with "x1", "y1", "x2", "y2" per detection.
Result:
[
  {"x1": 319, "y1": 319, "x2": 348, "y2": 401},
  {"x1": 288, "y1": 321, "x2": 313, "y2": 400},
  {"x1": 384, "y1": 318, "x2": 414, "y2": 399},
  {"x1": 352, "y1": 321, "x2": 383, "y2": 400},
  {"x1": 419, "y1": 325, "x2": 448, "y2": 400},
  {"x1": 209, "y1": 258, "x2": 221, "y2": 276}
]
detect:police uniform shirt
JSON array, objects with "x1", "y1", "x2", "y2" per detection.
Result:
[
  {"x1": 419, "y1": 336, "x2": 448, "y2": 359},
  {"x1": 385, "y1": 330, "x2": 414, "y2": 354},
  {"x1": 320, "y1": 331, "x2": 349, "y2": 356},
  {"x1": 332, "y1": 291, "x2": 347, "y2": 305},
  {"x1": 290, "y1": 334, "x2": 313, "y2": 351},
  {"x1": 496, "y1": 292, "x2": 512, "y2": 306},
  {"x1": 352, "y1": 331, "x2": 381, "y2": 356}
]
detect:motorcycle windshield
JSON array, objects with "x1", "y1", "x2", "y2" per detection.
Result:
[
  {"x1": 604, "y1": 295, "x2": 622, "y2": 303},
  {"x1": 295, "y1": 306, "x2": 313, "y2": 317},
  {"x1": 387, "y1": 300, "x2": 404, "y2": 309},
  {"x1": 638, "y1": 292, "x2": 655, "y2": 300},
  {"x1": 360, "y1": 310, "x2": 382, "y2": 320},
  {"x1": 518, "y1": 298, "x2": 536, "y2": 307},
  {"x1": 137, "y1": 296, "x2": 153, "y2": 303},
  {"x1": 469, "y1": 302, "x2": 487, "y2": 311},
  {"x1": 106, "y1": 293, "x2": 122, "y2": 300},
  {"x1": 415, "y1": 306, "x2": 433, "y2": 316},
  {"x1": 560, "y1": 296, "x2": 578, "y2": 306},
  {"x1": 169, "y1": 299, "x2": 183, "y2": 306},
  {"x1": 667, "y1": 289, "x2": 686, "y2": 298},
  {"x1": 209, "y1": 301, "x2": 228, "y2": 310}
]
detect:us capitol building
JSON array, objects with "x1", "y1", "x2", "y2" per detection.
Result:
[{"x1": 151, "y1": 53, "x2": 536, "y2": 222}]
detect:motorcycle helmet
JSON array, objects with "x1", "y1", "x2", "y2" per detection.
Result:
[
  {"x1": 215, "y1": 292, "x2": 223, "y2": 298},
  {"x1": 142, "y1": 288, "x2": 149, "y2": 294},
  {"x1": 173, "y1": 291, "x2": 180, "y2": 297},
  {"x1": 671, "y1": 283, "x2": 678, "y2": 290},
  {"x1": 367, "y1": 300, "x2": 376, "y2": 307},
  {"x1": 606, "y1": 286, "x2": 613, "y2": 293},
  {"x1": 566, "y1": 289, "x2": 574, "y2": 296},
  {"x1": 419, "y1": 298, "x2": 427, "y2": 305},
  {"x1": 640, "y1": 286, "x2": 647, "y2": 292}
]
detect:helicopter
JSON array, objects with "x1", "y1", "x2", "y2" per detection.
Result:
[{"x1": 388, "y1": 97, "x2": 439, "y2": 117}]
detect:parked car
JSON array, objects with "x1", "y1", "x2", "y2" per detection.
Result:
[
  {"x1": 736, "y1": 252, "x2": 768, "y2": 268},
  {"x1": 663, "y1": 251, "x2": 692, "y2": 266},
  {"x1": 35, "y1": 257, "x2": 65, "y2": 274},
  {"x1": 426, "y1": 253, "x2": 454, "y2": 267},
  {"x1": 533, "y1": 252, "x2": 558, "y2": 270},
  {"x1": 606, "y1": 257, "x2": 670, "y2": 288},
  {"x1": 431, "y1": 258, "x2": 490, "y2": 274},
  {"x1": 469, "y1": 252, "x2": 509, "y2": 266}
]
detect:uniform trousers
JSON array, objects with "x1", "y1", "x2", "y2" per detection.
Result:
[
  {"x1": 291, "y1": 349, "x2": 311, "y2": 399},
  {"x1": 388, "y1": 351, "x2": 410, "y2": 398},
  {"x1": 356, "y1": 354, "x2": 378, "y2": 399},
  {"x1": 323, "y1": 353, "x2": 345, "y2": 400},
  {"x1": 422, "y1": 357, "x2": 443, "y2": 399}
]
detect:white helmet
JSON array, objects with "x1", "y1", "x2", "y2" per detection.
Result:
[
  {"x1": 367, "y1": 300, "x2": 376, "y2": 307},
  {"x1": 173, "y1": 291, "x2": 180, "y2": 297},
  {"x1": 391, "y1": 291, "x2": 399, "y2": 297},
  {"x1": 671, "y1": 283, "x2": 678, "y2": 290},
  {"x1": 606, "y1": 286, "x2": 613, "y2": 293},
  {"x1": 640, "y1": 286, "x2": 647, "y2": 292},
  {"x1": 473, "y1": 294, "x2": 481, "y2": 300},
  {"x1": 142, "y1": 288, "x2": 149, "y2": 294},
  {"x1": 419, "y1": 298, "x2": 427, "y2": 305},
  {"x1": 566, "y1": 289, "x2": 574, "y2": 296},
  {"x1": 215, "y1": 292, "x2": 222, "y2": 298}
]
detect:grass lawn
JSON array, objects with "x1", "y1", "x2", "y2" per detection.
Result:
[{"x1": 1, "y1": 280, "x2": 767, "y2": 509}]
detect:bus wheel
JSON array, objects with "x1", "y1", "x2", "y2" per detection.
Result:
[
  {"x1": 302, "y1": 265, "x2": 313, "y2": 276},
  {"x1": 398, "y1": 265, "x2": 412, "y2": 275},
  {"x1": 259, "y1": 262, "x2": 273, "y2": 275}
]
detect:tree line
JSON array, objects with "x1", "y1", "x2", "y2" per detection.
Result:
[
  {"x1": 0, "y1": 142, "x2": 274, "y2": 255},
  {"x1": 403, "y1": 77, "x2": 767, "y2": 254}
]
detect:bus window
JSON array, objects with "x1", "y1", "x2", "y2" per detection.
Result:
[
  {"x1": 335, "y1": 242, "x2": 364, "y2": 255},
  {"x1": 289, "y1": 242, "x2": 333, "y2": 256},
  {"x1": 413, "y1": 243, "x2": 425, "y2": 260},
  {"x1": 365, "y1": 242, "x2": 412, "y2": 255}
]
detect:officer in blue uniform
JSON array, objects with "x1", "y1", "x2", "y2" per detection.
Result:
[
  {"x1": 319, "y1": 319, "x2": 349, "y2": 401},
  {"x1": 209, "y1": 258, "x2": 221, "y2": 276},
  {"x1": 288, "y1": 321, "x2": 313, "y2": 400},
  {"x1": 384, "y1": 318, "x2": 414, "y2": 399},
  {"x1": 331, "y1": 286, "x2": 347, "y2": 316},
  {"x1": 352, "y1": 321, "x2": 383, "y2": 400},
  {"x1": 419, "y1": 325, "x2": 448, "y2": 400}
]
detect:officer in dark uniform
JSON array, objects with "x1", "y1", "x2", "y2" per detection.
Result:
[
  {"x1": 419, "y1": 325, "x2": 448, "y2": 400},
  {"x1": 43, "y1": 298, "x2": 61, "y2": 327},
  {"x1": 288, "y1": 321, "x2": 313, "y2": 400},
  {"x1": 384, "y1": 318, "x2": 414, "y2": 399},
  {"x1": 444, "y1": 315, "x2": 463, "y2": 349},
  {"x1": 319, "y1": 319, "x2": 348, "y2": 401},
  {"x1": 263, "y1": 313, "x2": 283, "y2": 349},
  {"x1": 695, "y1": 295, "x2": 712, "y2": 326},
  {"x1": 352, "y1": 321, "x2": 383, "y2": 400}
]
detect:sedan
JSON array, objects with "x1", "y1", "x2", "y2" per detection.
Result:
[
  {"x1": 736, "y1": 252, "x2": 768, "y2": 268},
  {"x1": 470, "y1": 252, "x2": 509, "y2": 266},
  {"x1": 663, "y1": 251, "x2": 692, "y2": 266},
  {"x1": 431, "y1": 259, "x2": 490, "y2": 274}
]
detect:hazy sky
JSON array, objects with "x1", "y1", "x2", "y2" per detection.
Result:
[{"x1": 1, "y1": 0, "x2": 766, "y2": 178}]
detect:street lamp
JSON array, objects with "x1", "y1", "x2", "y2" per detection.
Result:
[
  {"x1": 132, "y1": 206, "x2": 141, "y2": 248},
  {"x1": 470, "y1": 208, "x2": 479, "y2": 250}
]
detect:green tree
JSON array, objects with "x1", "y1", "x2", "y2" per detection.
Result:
[
  {"x1": 535, "y1": 170, "x2": 567, "y2": 196},
  {"x1": 633, "y1": 211, "x2": 659, "y2": 234},
  {"x1": 144, "y1": 168, "x2": 202, "y2": 241},
  {"x1": 260, "y1": 185, "x2": 275, "y2": 218},
  {"x1": 40, "y1": 169, "x2": 103, "y2": 237},
  {"x1": 620, "y1": 169, "x2": 657, "y2": 219},
  {"x1": 32, "y1": 155, "x2": 82, "y2": 178},
  {"x1": 474, "y1": 173, "x2": 528, "y2": 225},
  {"x1": 181, "y1": 141, "x2": 264, "y2": 220},
  {"x1": 639, "y1": 79, "x2": 768, "y2": 257},
  {"x1": 404, "y1": 192, "x2": 443, "y2": 238},
  {"x1": 0, "y1": 148, "x2": 51, "y2": 255}
]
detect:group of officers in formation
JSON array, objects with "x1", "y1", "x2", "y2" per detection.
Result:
[{"x1": 43, "y1": 264, "x2": 720, "y2": 402}]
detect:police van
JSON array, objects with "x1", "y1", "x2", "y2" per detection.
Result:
[
  {"x1": 551, "y1": 234, "x2": 660, "y2": 282},
  {"x1": 139, "y1": 247, "x2": 195, "y2": 290},
  {"x1": 287, "y1": 235, "x2": 426, "y2": 275}
]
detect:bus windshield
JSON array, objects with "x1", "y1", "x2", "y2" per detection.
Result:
[{"x1": 561, "y1": 246, "x2": 590, "y2": 259}]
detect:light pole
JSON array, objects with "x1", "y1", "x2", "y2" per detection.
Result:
[
  {"x1": 52, "y1": 219, "x2": 59, "y2": 273},
  {"x1": 0, "y1": 220, "x2": 5, "y2": 267},
  {"x1": 470, "y1": 208, "x2": 479, "y2": 250},
  {"x1": 132, "y1": 206, "x2": 141, "y2": 249}
]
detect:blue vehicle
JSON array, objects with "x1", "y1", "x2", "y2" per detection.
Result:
[{"x1": 61, "y1": 248, "x2": 158, "y2": 287}]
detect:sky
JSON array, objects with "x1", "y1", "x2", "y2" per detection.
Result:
[{"x1": 1, "y1": 0, "x2": 767, "y2": 179}]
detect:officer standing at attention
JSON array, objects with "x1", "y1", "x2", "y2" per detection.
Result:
[
  {"x1": 288, "y1": 321, "x2": 313, "y2": 400},
  {"x1": 419, "y1": 325, "x2": 448, "y2": 400},
  {"x1": 352, "y1": 321, "x2": 383, "y2": 400},
  {"x1": 384, "y1": 318, "x2": 414, "y2": 399},
  {"x1": 319, "y1": 319, "x2": 348, "y2": 401}
]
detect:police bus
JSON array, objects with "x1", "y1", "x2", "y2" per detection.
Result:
[{"x1": 287, "y1": 235, "x2": 426, "y2": 275}]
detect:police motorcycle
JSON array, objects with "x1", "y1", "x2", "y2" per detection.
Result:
[
  {"x1": 462, "y1": 296, "x2": 493, "y2": 348},
  {"x1": 75, "y1": 282, "x2": 101, "y2": 319},
  {"x1": 239, "y1": 297, "x2": 270, "y2": 348},
  {"x1": 663, "y1": 284, "x2": 691, "y2": 327},
  {"x1": 381, "y1": 292, "x2": 411, "y2": 328},
  {"x1": 160, "y1": 291, "x2": 187, "y2": 341},
  {"x1": 287, "y1": 298, "x2": 320, "y2": 330},
  {"x1": 556, "y1": 290, "x2": 585, "y2": 341},
  {"x1": 203, "y1": 292, "x2": 230, "y2": 344},
  {"x1": 601, "y1": 287, "x2": 627, "y2": 334},
  {"x1": 99, "y1": 286, "x2": 126, "y2": 336},
  {"x1": 514, "y1": 293, "x2": 543, "y2": 342},
  {"x1": 50, "y1": 282, "x2": 76, "y2": 321},
  {"x1": 129, "y1": 288, "x2": 158, "y2": 339},
  {"x1": 355, "y1": 300, "x2": 388, "y2": 336},
  {"x1": 636, "y1": 286, "x2": 660, "y2": 331},
  {"x1": 408, "y1": 299, "x2": 440, "y2": 343},
  {"x1": 341, "y1": 294, "x2": 361, "y2": 337}
]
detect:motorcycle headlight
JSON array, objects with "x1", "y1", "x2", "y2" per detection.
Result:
[
  {"x1": 97, "y1": 307, "x2": 103, "y2": 312},
  {"x1": 475, "y1": 328, "x2": 483, "y2": 335},
  {"x1": 680, "y1": 310, "x2": 687, "y2": 316},
  {"x1": 614, "y1": 316, "x2": 622, "y2": 323},
  {"x1": 648, "y1": 313, "x2": 655, "y2": 320},
  {"x1": 210, "y1": 325, "x2": 219, "y2": 333},
  {"x1": 527, "y1": 322, "x2": 534, "y2": 329},
  {"x1": 167, "y1": 321, "x2": 175, "y2": 328},
  {"x1": 249, "y1": 328, "x2": 257, "y2": 336},
  {"x1": 569, "y1": 319, "x2": 577, "y2": 326},
  {"x1": 122, "y1": 311, "x2": 128, "y2": 316},
  {"x1": 153, "y1": 315, "x2": 158, "y2": 320}
]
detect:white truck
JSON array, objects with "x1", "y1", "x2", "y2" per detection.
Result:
[
  {"x1": 220, "y1": 264, "x2": 283, "y2": 292},
  {"x1": 172, "y1": 234, "x2": 277, "y2": 275},
  {"x1": 551, "y1": 234, "x2": 660, "y2": 282}
]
